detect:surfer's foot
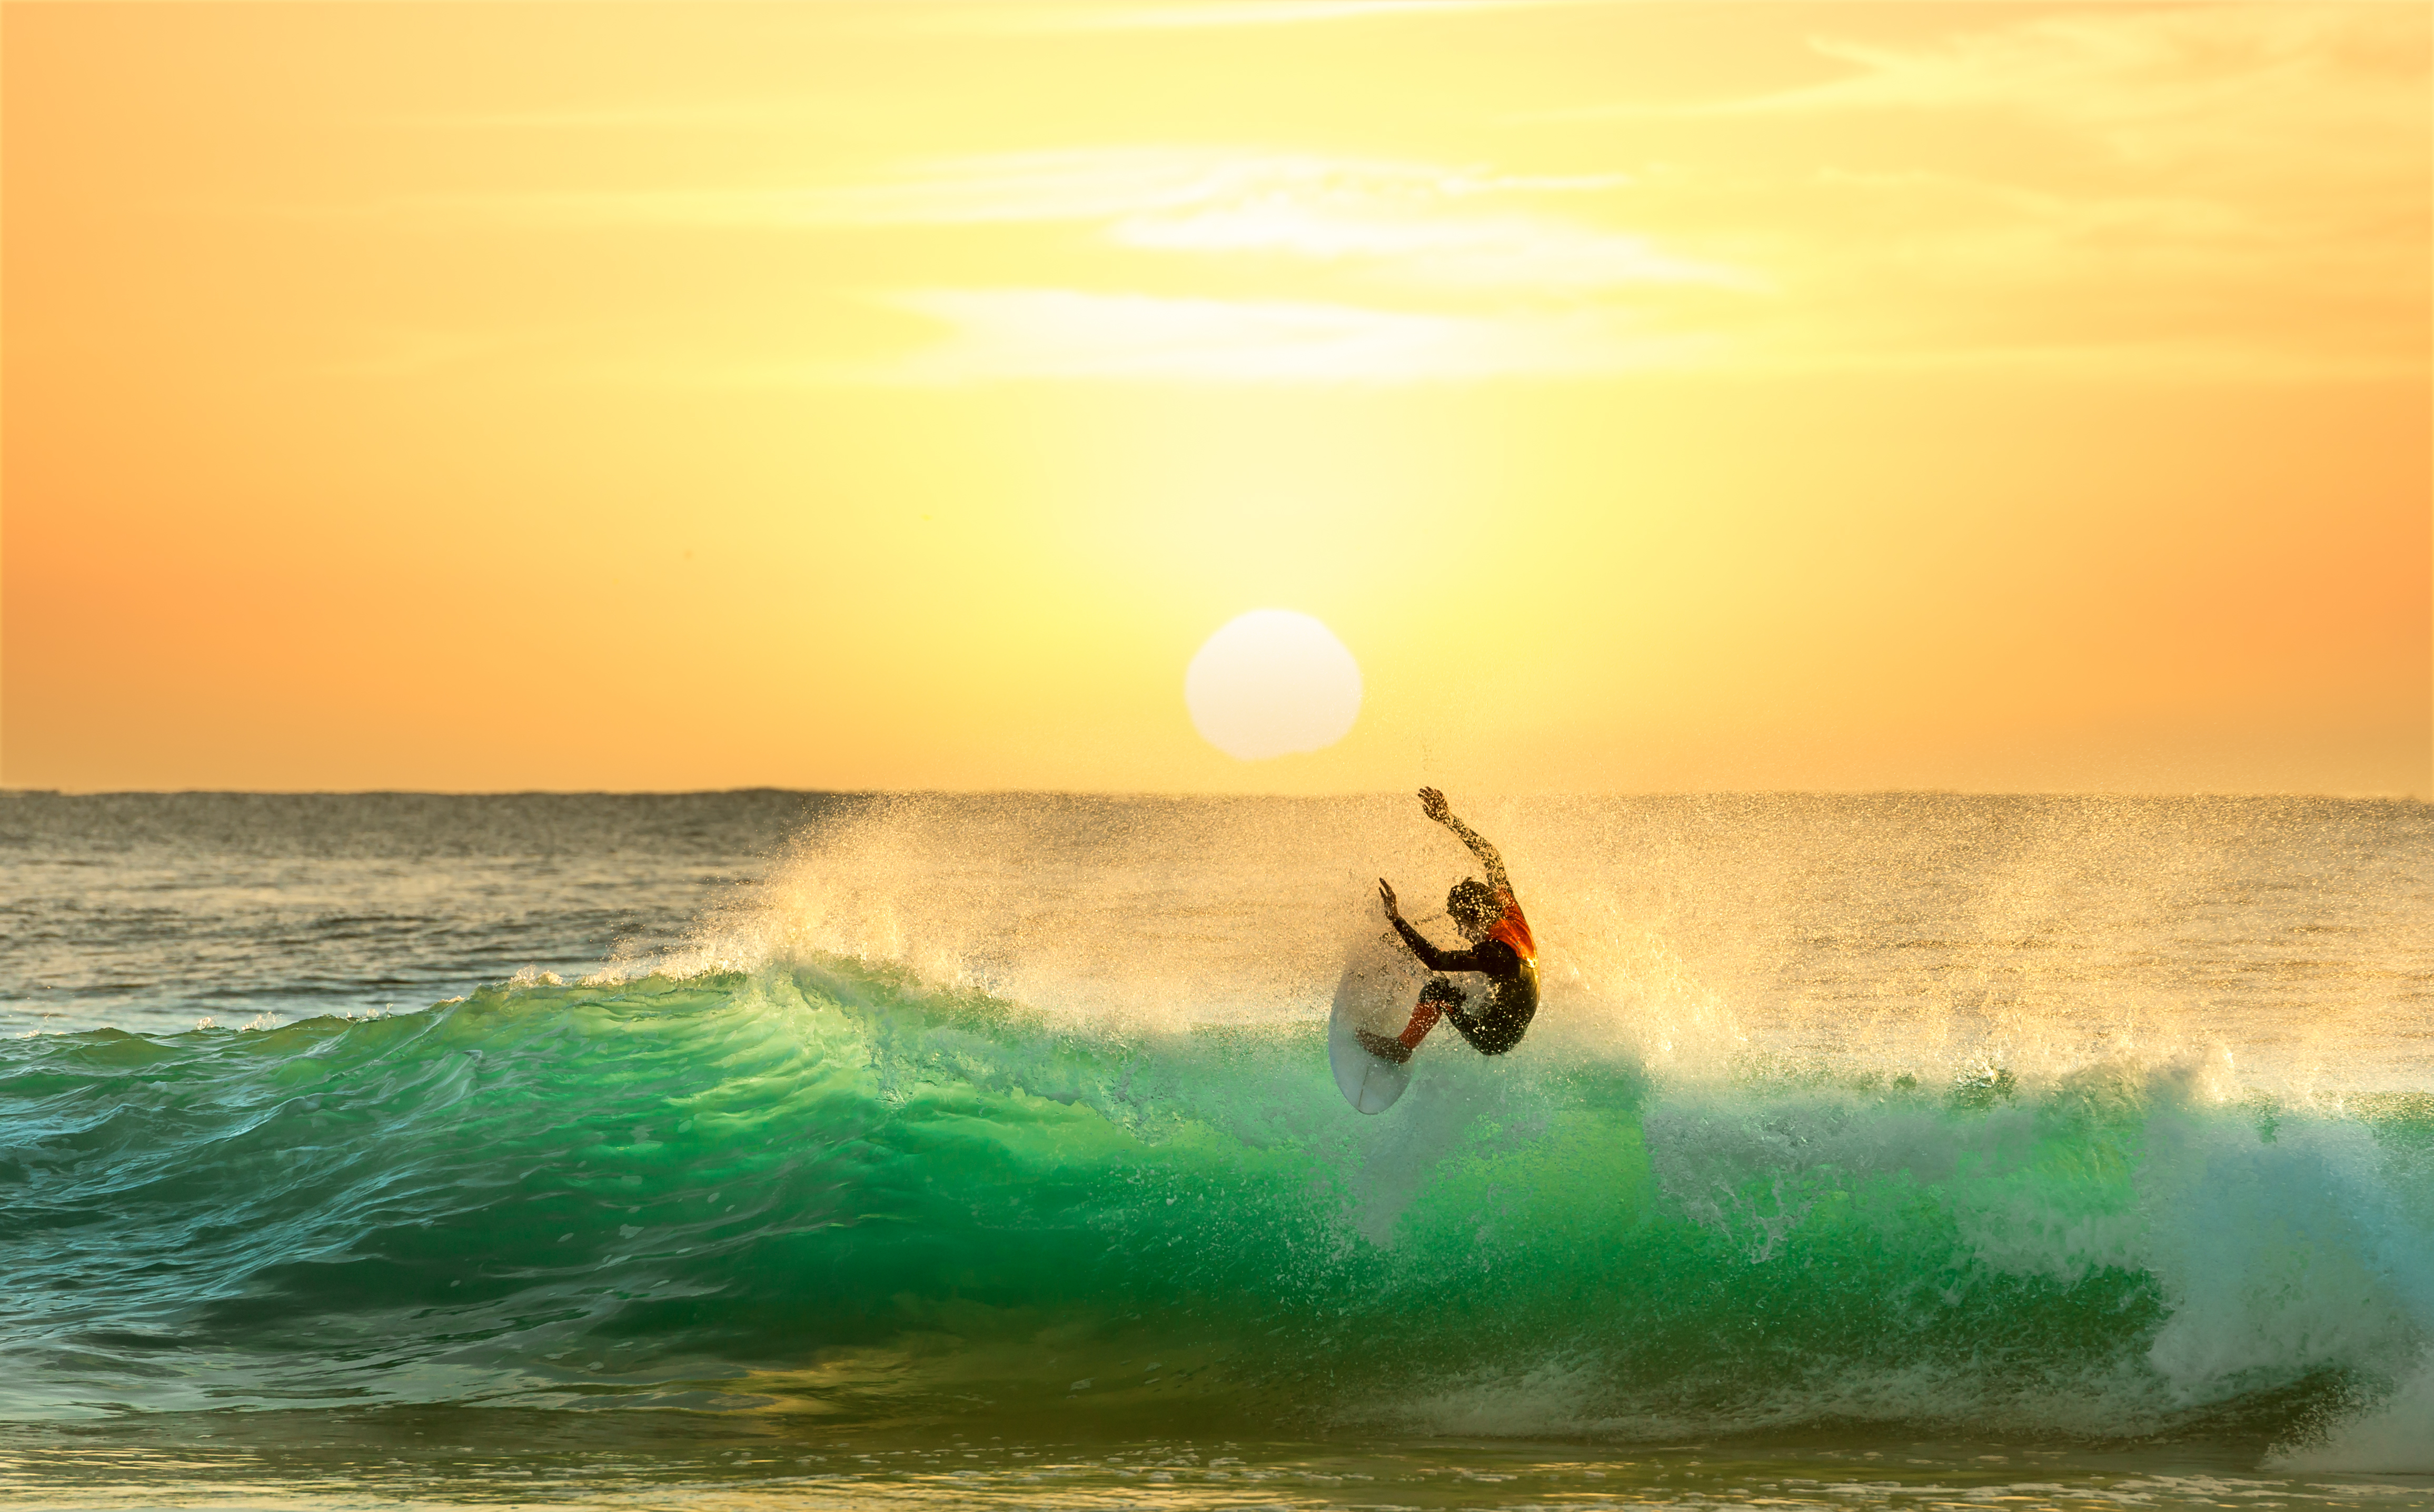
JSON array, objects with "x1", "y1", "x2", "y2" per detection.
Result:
[{"x1": 1356, "y1": 1029, "x2": 1412, "y2": 1065}]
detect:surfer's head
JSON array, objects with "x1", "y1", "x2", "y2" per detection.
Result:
[{"x1": 1447, "y1": 879, "x2": 1500, "y2": 940}]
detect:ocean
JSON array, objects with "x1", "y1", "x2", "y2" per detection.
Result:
[{"x1": 2, "y1": 790, "x2": 2429, "y2": 1509}]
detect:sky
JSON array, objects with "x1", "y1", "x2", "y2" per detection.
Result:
[{"x1": 3, "y1": 1, "x2": 2427, "y2": 795}]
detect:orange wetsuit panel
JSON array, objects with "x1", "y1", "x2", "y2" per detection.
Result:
[
  {"x1": 1394, "y1": 892, "x2": 1535, "y2": 1049},
  {"x1": 1486, "y1": 893, "x2": 1535, "y2": 962}
]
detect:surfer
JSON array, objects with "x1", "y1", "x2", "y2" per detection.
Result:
[{"x1": 1363, "y1": 788, "x2": 1538, "y2": 1063}]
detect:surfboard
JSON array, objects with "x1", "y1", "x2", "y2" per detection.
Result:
[{"x1": 1328, "y1": 916, "x2": 1438, "y2": 1115}]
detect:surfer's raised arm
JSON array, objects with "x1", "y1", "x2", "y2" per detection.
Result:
[{"x1": 1418, "y1": 787, "x2": 1511, "y2": 899}]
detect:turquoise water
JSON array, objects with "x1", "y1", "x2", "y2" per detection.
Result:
[
  {"x1": 2, "y1": 793, "x2": 2430, "y2": 1506},
  {"x1": 8, "y1": 961, "x2": 2432, "y2": 1445}
]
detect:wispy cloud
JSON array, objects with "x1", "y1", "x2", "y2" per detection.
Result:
[
  {"x1": 1546, "y1": 3, "x2": 2424, "y2": 142},
  {"x1": 1117, "y1": 207, "x2": 1745, "y2": 292},
  {"x1": 859, "y1": 289, "x2": 1713, "y2": 383},
  {"x1": 327, "y1": 5, "x2": 2420, "y2": 387},
  {"x1": 1754, "y1": 5, "x2": 2421, "y2": 147},
  {"x1": 1516, "y1": 4, "x2": 2428, "y2": 381},
  {"x1": 906, "y1": 0, "x2": 1592, "y2": 35},
  {"x1": 333, "y1": 144, "x2": 1747, "y2": 382},
  {"x1": 440, "y1": 150, "x2": 1633, "y2": 231},
  {"x1": 758, "y1": 148, "x2": 1741, "y2": 293},
  {"x1": 1097, "y1": 158, "x2": 1753, "y2": 293}
]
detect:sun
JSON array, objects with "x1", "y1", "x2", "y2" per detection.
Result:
[{"x1": 1185, "y1": 610, "x2": 1363, "y2": 761}]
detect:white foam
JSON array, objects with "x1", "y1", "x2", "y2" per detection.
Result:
[{"x1": 2140, "y1": 1086, "x2": 2429, "y2": 1402}]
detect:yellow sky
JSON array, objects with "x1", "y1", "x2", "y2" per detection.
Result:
[{"x1": 4, "y1": 1, "x2": 2427, "y2": 794}]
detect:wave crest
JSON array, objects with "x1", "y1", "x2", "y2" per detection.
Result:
[{"x1": 1, "y1": 959, "x2": 2427, "y2": 1454}]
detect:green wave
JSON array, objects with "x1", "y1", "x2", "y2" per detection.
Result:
[{"x1": 3, "y1": 959, "x2": 2428, "y2": 1445}]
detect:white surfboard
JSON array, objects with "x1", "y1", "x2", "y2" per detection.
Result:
[{"x1": 1328, "y1": 916, "x2": 1439, "y2": 1115}]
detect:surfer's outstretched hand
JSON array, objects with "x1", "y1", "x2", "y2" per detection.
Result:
[
  {"x1": 1418, "y1": 787, "x2": 1452, "y2": 823},
  {"x1": 1377, "y1": 878, "x2": 1400, "y2": 919}
]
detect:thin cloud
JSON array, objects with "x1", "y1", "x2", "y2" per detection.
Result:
[
  {"x1": 319, "y1": 143, "x2": 1754, "y2": 383},
  {"x1": 1797, "y1": 5, "x2": 2418, "y2": 133},
  {"x1": 1115, "y1": 203, "x2": 1752, "y2": 292},
  {"x1": 439, "y1": 150, "x2": 1633, "y2": 230},
  {"x1": 1583, "y1": 3, "x2": 2425, "y2": 153},
  {"x1": 312, "y1": 6, "x2": 2420, "y2": 391},
  {"x1": 858, "y1": 289, "x2": 1715, "y2": 383},
  {"x1": 907, "y1": 0, "x2": 1597, "y2": 35},
  {"x1": 1511, "y1": 4, "x2": 2427, "y2": 381},
  {"x1": 365, "y1": 147, "x2": 1746, "y2": 299}
]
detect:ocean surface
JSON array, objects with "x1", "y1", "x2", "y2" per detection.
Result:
[{"x1": 3, "y1": 790, "x2": 2431, "y2": 1509}]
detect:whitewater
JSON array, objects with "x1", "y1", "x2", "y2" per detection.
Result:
[{"x1": 2, "y1": 790, "x2": 2430, "y2": 1509}]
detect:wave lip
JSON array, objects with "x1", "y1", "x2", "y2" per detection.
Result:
[{"x1": 1, "y1": 959, "x2": 2428, "y2": 1457}]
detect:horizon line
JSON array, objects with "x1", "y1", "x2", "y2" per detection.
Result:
[{"x1": 3, "y1": 786, "x2": 2425, "y2": 803}]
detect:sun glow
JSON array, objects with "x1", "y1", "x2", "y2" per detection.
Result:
[
  {"x1": 2, "y1": 2, "x2": 2423, "y2": 793},
  {"x1": 1185, "y1": 611, "x2": 1364, "y2": 762}
]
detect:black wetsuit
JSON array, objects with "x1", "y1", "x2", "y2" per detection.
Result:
[{"x1": 1388, "y1": 917, "x2": 1540, "y2": 1056}]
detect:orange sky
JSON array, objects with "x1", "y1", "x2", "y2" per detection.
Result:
[{"x1": 4, "y1": 1, "x2": 2427, "y2": 794}]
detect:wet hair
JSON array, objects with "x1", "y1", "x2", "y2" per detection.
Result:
[{"x1": 1446, "y1": 878, "x2": 1500, "y2": 932}]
